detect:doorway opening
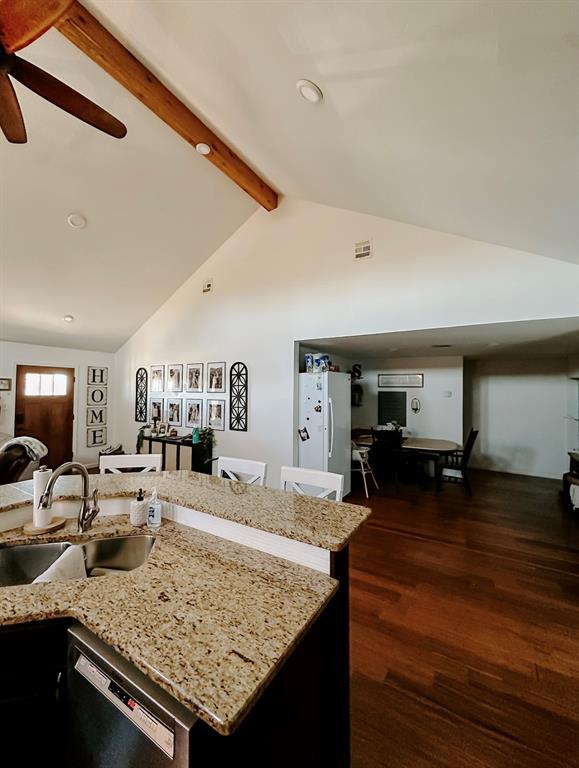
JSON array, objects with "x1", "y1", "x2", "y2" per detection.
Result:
[{"x1": 15, "y1": 365, "x2": 75, "y2": 468}]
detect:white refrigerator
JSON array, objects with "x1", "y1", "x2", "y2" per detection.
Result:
[{"x1": 297, "y1": 372, "x2": 352, "y2": 497}]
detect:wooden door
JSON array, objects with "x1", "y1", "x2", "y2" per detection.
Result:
[{"x1": 14, "y1": 365, "x2": 75, "y2": 469}]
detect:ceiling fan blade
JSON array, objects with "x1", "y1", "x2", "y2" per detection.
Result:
[
  {"x1": 11, "y1": 55, "x2": 127, "y2": 138},
  {"x1": 0, "y1": 0, "x2": 74, "y2": 53},
  {"x1": 0, "y1": 71, "x2": 26, "y2": 142}
]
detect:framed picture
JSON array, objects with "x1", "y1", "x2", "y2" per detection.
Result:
[
  {"x1": 186, "y1": 398, "x2": 203, "y2": 429},
  {"x1": 207, "y1": 398, "x2": 225, "y2": 431},
  {"x1": 378, "y1": 373, "x2": 424, "y2": 388},
  {"x1": 158, "y1": 422, "x2": 168, "y2": 436},
  {"x1": 167, "y1": 398, "x2": 182, "y2": 426},
  {"x1": 186, "y1": 363, "x2": 203, "y2": 393},
  {"x1": 150, "y1": 365, "x2": 165, "y2": 393},
  {"x1": 0, "y1": 378, "x2": 12, "y2": 391},
  {"x1": 207, "y1": 362, "x2": 226, "y2": 393},
  {"x1": 166, "y1": 364, "x2": 183, "y2": 393},
  {"x1": 149, "y1": 398, "x2": 164, "y2": 422}
]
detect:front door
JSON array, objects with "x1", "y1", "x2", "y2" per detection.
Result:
[{"x1": 14, "y1": 365, "x2": 75, "y2": 468}]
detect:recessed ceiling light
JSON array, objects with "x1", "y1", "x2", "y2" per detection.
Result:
[
  {"x1": 389, "y1": 347, "x2": 399, "y2": 352},
  {"x1": 432, "y1": 344, "x2": 452, "y2": 348},
  {"x1": 67, "y1": 212, "x2": 86, "y2": 229},
  {"x1": 195, "y1": 142, "x2": 211, "y2": 155},
  {"x1": 63, "y1": 315, "x2": 74, "y2": 323},
  {"x1": 296, "y1": 79, "x2": 323, "y2": 104},
  {"x1": 488, "y1": 342, "x2": 500, "y2": 347}
]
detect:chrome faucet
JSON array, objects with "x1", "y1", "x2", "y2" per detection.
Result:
[{"x1": 39, "y1": 462, "x2": 100, "y2": 533}]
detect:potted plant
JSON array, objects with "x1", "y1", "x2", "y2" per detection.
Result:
[
  {"x1": 195, "y1": 427, "x2": 216, "y2": 474},
  {"x1": 136, "y1": 424, "x2": 151, "y2": 454}
]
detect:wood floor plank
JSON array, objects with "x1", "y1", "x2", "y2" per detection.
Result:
[{"x1": 349, "y1": 469, "x2": 579, "y2": 768}]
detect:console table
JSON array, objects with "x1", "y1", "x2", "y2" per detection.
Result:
[{"x1": 142, "y1": 435, "x2": 213, "y2": 473}]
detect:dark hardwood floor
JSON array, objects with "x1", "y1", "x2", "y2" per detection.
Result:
[{"x1": 348, "y1": 469, "x2": 579, "y2": 768}]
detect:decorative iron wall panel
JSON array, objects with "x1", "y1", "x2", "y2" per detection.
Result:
[
  {"x1": 135, "y1": 367, "x2": 148, "y2": 422},
  {"x1": 229, "y1": 362, "x2": 248, "y2": 431}
]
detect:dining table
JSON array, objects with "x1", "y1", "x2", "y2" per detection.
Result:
[{"x1": 401, "y1": 437, "x2": 460, "y2": 491}]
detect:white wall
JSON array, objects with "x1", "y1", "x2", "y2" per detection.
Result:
[
  {"x1": 352, "y1": 356, "x2": 463, "y2": 443},
  {"x1": 466, "y1": 358, "x2": 568, "y2": 479},
  {"x1": 112, "y1": 198, "x2": 579, "y2": 486},
  {"x1": 0, "y1": 340, "x2": 114, "y2": 465}
]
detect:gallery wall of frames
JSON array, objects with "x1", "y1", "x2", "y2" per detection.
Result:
[{"x1": 140, "y1": 362, "x2": 248, "y2": 434}]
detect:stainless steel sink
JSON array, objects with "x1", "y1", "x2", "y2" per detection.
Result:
[
  {"x1": 0, "y1": 541, "x2": 71, "y2": 587},
  {"x1": 0, "y1": 535, "x2": 155, "y2": 586},
  {"x1": 83, "y1": 535, "x2": 155, "y2": 576}
]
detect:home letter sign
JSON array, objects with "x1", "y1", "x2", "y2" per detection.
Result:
[
  {"x1": 87, "y1": 407, "x2": 107, "y2": 426},
  {"x1": 86, "y1": 366, "x2": 109, "y2": 447},
  {"x1": 87, "y1": 386, "x2": 107, "y2": 406},
  {"x1": 87, "y1": 427, "x2": 107, "y2": 447},
  {"x1": 88, "y1": 367, "x2": 108, "y2": 385}
]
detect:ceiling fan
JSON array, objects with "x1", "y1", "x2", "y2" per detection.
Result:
[{"x1": 0, "y1": 0, "x2": 126, "y2": 143}]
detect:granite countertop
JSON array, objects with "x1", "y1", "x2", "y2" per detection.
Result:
[
  {"x1": 0, "y1": 515, "x2": 337, "y2": 734},
  {"x1": 1, "y1": 469, "x2": 369, "y2": 551}
]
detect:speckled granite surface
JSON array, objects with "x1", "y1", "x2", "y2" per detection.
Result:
[
  {"x1": 0, "y1": 515, "x2": 336, "y2": 734},
  {"x1": 2, "y1": 470, "x2": 369, "y2": 551}
]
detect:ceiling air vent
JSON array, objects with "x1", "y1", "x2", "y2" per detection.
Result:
[{"x1": 354, "y1": 239, "x2": 372, "y2": 261}]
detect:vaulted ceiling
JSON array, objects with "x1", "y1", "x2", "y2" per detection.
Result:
[
  {"x1": 88, "y1": 0, "x2": 578, "y2": 264},
  {"x1": 0, "y1": 27, "x2": 257, "y2": 352},
  {"x1": 1, "y1": 1, "x2": 577, "y2": 353}
]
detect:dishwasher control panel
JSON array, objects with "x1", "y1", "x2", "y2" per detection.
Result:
[{"x1": 75, "y1": 653, "x2": 175, "y2": 758}]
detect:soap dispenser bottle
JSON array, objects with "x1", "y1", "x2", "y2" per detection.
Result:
[
  {"x1": 130, "y1": 488, "x2": 148, "y2": 527},
  {"x1": 147, "y1": 487, "x2": 162, "y2": 529}
]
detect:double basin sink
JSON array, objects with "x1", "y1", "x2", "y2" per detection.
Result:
[{"x1": 0, "y1": 535, "x2": 155, "y2": 587}]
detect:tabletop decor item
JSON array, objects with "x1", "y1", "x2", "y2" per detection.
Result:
[
  {"x1": 135, "y1": 367, "x2": 148, "y2": 422},
  {"x1": 186, "y1": 363, "x2": 203, "y2": 392},
  {"x1": 229, "y1": 361, "x2": 248, "y2": 431},
  {"x1": 207, "y1": 362, "x2": 226, "y2": 393}
]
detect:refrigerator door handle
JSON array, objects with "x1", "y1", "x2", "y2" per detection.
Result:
[{"x1": 328, "y1": 396, "x2": 334, "y2": 459}]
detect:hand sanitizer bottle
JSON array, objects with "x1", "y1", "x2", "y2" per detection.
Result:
[{"x1": 147, "y1": 487, "x2": 162, "y2": 529}]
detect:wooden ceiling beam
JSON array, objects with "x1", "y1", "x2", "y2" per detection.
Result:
[{"x1": 54, "y1": 1, "x2": 278, "y2": 211}]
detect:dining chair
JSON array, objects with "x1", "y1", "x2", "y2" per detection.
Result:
[
  {"x1": 99, "y1": 453, "x2": 162, "y2": 474},
  {"x1": 442, "y1": 428, "x2": 479, "y2": 496},
  {"x1": 216, "y1": 456, "x2": 267, "y2": 486},
  {"x1": 351, "y1": 442, "x2": 378, "y2": 499},
  {"x1": 280, "y1": 466, "x2": 344, "y2": 502}
]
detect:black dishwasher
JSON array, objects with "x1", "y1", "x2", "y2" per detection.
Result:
[{"x1": 66, "y1": 624, "x2": 198, "y2": 767}]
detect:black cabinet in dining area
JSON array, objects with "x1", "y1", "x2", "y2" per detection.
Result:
[{"x1": 142, "y1": 436, "x2": 213, "y2": 473}]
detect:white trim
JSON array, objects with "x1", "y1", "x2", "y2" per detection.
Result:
[{"x1": 164, "y1": 503, "x2": 331, "y2": 574}]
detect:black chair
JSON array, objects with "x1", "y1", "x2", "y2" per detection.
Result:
[
  {"x1": 442, "y1": 428, "x2": 479, "y2": 496},
  {"x1": 0, "y1": 443, "x2": 33, "y2": 484}
]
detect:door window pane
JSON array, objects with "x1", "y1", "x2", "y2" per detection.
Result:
[
  {"x1": 24, "y1": 372, "x2": 68, "y2": 397},
  {"x1": 40, "y1": 374, "x2": 53, "y2": 396},
  {"x1": 53, "y1": 374, "x2": 67, "y2": 395},
  {"x1": 24, "y1": 373, "x2": 40, "y2": 396}
]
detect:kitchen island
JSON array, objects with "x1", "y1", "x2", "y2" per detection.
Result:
[{"x1": 0, "y1": 471, "x2": 369, "y2": 766}]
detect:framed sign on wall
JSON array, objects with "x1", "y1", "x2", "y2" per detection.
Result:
[{"x1": 378, "y1": 373, "x2": 424, "y2": 388}]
